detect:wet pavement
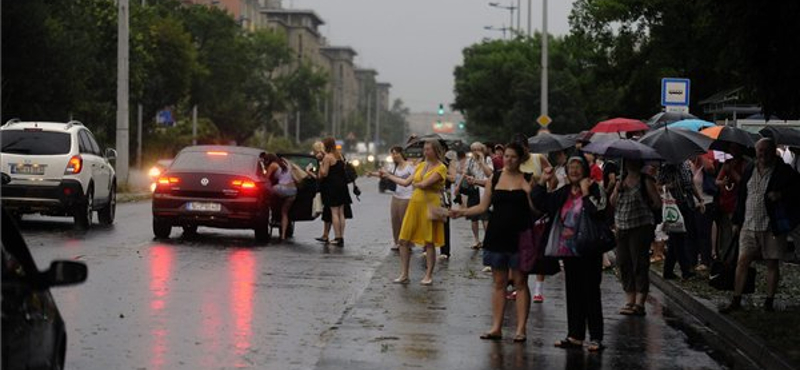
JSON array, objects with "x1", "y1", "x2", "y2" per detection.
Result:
[{"x1": 18, "y1": 178, "x2": 728, "y2": 369}]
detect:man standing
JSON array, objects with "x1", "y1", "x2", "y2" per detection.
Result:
[{"x1": 721, "y1": 139, "x2": 800, "y2": 313}]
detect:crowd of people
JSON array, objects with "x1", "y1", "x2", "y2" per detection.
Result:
[{"x1": 285, "y1": 131, "x2": 800, "y2": 353}]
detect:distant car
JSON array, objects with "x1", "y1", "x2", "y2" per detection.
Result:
[
  {"x1": 151, "y1": 146, "x2": 320, "y2": 242},
  {"x1": 0, "y1": 119, "x2": 117, "y2": 229},
  {"x1": 1, "y1": 207, "x2": 88, "y2": 370}
]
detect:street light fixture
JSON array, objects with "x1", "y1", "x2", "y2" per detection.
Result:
[
  {"x1": 484, "y1": 25, "x2": 510, "y2": 39},
  {"x1": 489, "y1": 2, "x2": 517, "y2": 37}
]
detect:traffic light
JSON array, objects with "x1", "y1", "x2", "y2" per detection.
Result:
[
  {"x1": 437, "y1": 103, "x2": 445, "y2": 116},
  {"x1": 458, "y1": 121, "x2": 465, "y2": 129},
  {"x1": 436, "y1": 119, "x2": 443, "y2": 128}
]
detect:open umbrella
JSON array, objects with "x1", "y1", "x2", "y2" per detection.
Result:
[
  {"x1": 759, "y1": 126, "x2": 800, "y2": 147},
  {"x1": 638, "y1": 127, "x2": 714, "y2": 164},
  {"x1": 591, "y1": 117, "x2": 649, "y2": 133},
  {"x1": 700, "y1": 126, "x2": 759, "y2": 151},
  {"x1": 404, "y1": 133, "x2": 450, "y2": 158},
  {"x1": 582, "y1": 139, "x2": 663, "y2": 161},
  {"x1": 666, "y1": 119, "x2": 716, "y2": 131},
  {"x1": 528, "y1": 132, "x2": 576, "y2": 153},
  {"x1": 646, "y1": 111, "x2": 698, "y2": 128}
]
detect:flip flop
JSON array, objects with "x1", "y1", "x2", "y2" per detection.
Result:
[
  {"x1": 480, "y1": 333, "x2": 502, "y2": 341},
  {"x1": 513, "y1": 335, "x2": 527, "y2": 343},
  {"x1": 554, "y1": 338, "x2": 583, "y2": 349},
  {"x1": 587, "y1": 340, "x2": 605, "y2": 352}
]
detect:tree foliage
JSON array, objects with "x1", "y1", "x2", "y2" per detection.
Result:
[
  {"x1": 453, "y1": 0, "x2": 800, "y2": 139},
  {"x1": 2, "y1": 0, "x2": 331, "y2": 154}
]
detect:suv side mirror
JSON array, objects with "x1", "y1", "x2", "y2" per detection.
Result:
[
  {"x1": 105, "y1": 148, "x2": 117, "y2": 160},
  {"x1": 44, "y1": 260, "x2": 88, "y2": 287},
  {"x1": 1, "y1": 172, "x2": 10, "y2": 185}
]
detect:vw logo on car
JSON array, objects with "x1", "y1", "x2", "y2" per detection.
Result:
[{"x1": 200, "y1": 178, "x2": 209, "y2": 186}]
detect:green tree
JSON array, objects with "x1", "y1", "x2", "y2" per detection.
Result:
[{"x1": 452, "y1": 35, "x2": 590, "y2": 142}]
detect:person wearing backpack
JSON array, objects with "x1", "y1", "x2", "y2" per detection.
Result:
[{"x1": 610, "y1": 159, "x2": 661, "y2": 316}]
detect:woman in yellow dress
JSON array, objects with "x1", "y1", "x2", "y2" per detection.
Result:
[{"x1": 380, "y1": 139, "x2": 448, "y2": 285}]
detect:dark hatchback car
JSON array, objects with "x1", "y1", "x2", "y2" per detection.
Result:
[
  {"x1": 1, "y1": 207, "x2": 88, "y2": 370},
  {"x1": 151, "y1": 146, "x2": 319, "y2": 242}
]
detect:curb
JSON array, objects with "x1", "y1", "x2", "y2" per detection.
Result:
[
  {"x1": 649, "y1": 270, "x2": 796, "y2": 370},
  {"x1": 117, "y1": 192, "x2": 151, "y2": 203}
]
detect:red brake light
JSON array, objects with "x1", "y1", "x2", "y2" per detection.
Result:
[
  {"x1": 65, "y1": 155, "x2": 82, "y2": 174},
  {"x1": 157, "y1": 176, "x2": 180, "y2": 185},
  {"x1": 207, "y1": 151, "x2": 228, "y2": 156},
  {"x1": 231, "y1": 179, "x2": 257, "y2": 189}
]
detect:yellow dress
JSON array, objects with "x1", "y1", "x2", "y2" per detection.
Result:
[{"x1": 398, "y1": 161, "x2": 448, "y2": 247}]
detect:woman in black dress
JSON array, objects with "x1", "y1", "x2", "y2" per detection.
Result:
[
  {"x1": 451, "y1": 142, "x2": 533, "y2": 342},
  {"x1": 319, "y1": 137, "x2": 352, "y2": 246}
]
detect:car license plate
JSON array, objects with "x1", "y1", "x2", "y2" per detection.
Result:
[
  {"x1": 10, "y1": 163, "x2": 46, "y2": 175},
  {"x1": 187, "y1": 202, "x2": 221, "y2": 212}
]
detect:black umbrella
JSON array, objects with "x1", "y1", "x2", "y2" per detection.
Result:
[
  {"x1": 646, "y1": 111, "x2": 698, "y2": 128},
  {"x1": 638, "y1": 127, "x2": 713, "y2": 164},
  {"x1": 700, "y1": 126, "x2": 759, "y2": 151},
  {"x1": 759, "y1": 126, "x2": 800, "y2": 147},
  {"x1": 527, "y1": 132, "x2": 576, "y2": 153},
  {"x1": 582, "y1": 139, "x2": 663, "y2": 161}
]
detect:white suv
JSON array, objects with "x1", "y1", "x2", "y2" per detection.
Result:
[{"x1": 1, "y1": 119, "x2": 117, "y2": 229}]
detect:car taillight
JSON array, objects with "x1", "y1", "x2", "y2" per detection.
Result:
[
  {"x1": 157, "y1": 176, "x2": 180, "y2": 185},
  {"x1": 231, "y1": 179, "x2": 257, "y2": 190},
  {"x1": 64, "y1": 155, "x2": 82, "y2": 174}
]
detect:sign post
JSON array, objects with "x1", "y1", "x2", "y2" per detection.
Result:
[{"x1": 661, "y1": 78, "x2": 691, "y2": 113}]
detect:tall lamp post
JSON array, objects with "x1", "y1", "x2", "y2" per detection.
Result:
[
  {"x1": 484, "y1": 25, "x2": 511, "y2": 39},
  {"x1": 489, "y1": 2, "x2": 517, "y2": 36}
]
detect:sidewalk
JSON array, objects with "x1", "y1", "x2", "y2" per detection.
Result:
[
  {"x1": 650, "y1": 259, "x2": 800, "y2": 370},
  {"x1": 314, "y1": 222, "x2": 727, "y2": 370}
]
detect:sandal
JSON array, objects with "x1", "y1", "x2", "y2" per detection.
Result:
[
  {"x1": 619, "y1": 303, "x2": 636, "y2": 315},
  {"x1": 471, "y1": 242, "x2": 482, "y2": 249},
  {"x1": 631, "y1": 304, "x2": 646, "y2": 316},
  {"x1": 315, "y1": 237, "x2": 330, "y2": 244},
  {"x1": 513, "y1": 334, "x2": 527, "y2": 343},
  {"x1": 480, "y1": 332, "x2": 502, "y2": 340},
  {"x1": 554, "y1": 338, "x2": 583, "y2": 349},
  {"x1": 587, "y1": 340, "x2": 605, "y2": 352}
]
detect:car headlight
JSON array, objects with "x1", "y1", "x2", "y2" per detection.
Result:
[
  {"x1": 148, "y1": 166, "x2": 161, "y2": 178},
  {"x1": 352, "y1": 159, "x2": 361, "y2": 167},
  {"x1": 367, "y1": 155, "x2": 375, "y2": 162}
]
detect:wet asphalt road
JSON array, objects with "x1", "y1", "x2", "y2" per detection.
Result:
[{"x1": 18, "y1": 178, "x2": 729, "y2": 370}]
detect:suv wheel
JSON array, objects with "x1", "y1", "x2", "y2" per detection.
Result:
[
  {"x1": 98, "y1": 184, "x2": 116, "y2": 225},
  {"x1": 153, "y1": 217, "x2": 171, "y2": 239},
  {"x1": 74, "y1": 187, "x2": 93, "y2": 230}
]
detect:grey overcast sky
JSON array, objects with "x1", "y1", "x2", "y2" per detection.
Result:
[{"x1": 291, "y1": 0, "x2": 577, "y2": 113}]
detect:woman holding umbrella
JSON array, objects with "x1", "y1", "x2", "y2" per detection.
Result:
[{"x1": 584, "y1": 139, "x2": 663, "y2": 315}]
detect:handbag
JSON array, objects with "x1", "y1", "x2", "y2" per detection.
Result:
[
  {"x1": 574, "y1": 211, "x2": 616, "y2": 256},
  {"x1": 312, "y1": 193, "x2": 323, "y2": 217},
  {"x1": 661, "y1": 186, "x2": 687, "y2": 233},
  {"x1": 544, "y1": 216, "x2": 576, "y2": 258},
  {"x1": 709, "y1": 235, "x2": 756, "y2": 293},
  {"x1": 518, "y1": 216, "x2": 561, "y2": 275}
]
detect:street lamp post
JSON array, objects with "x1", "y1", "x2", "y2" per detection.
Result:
[
  {"x1": 489, "y1": 2, "x2": 517, "y2": 37},
  {"x1": 484, "y1": 25, "x2": 510, "y2": 39}
]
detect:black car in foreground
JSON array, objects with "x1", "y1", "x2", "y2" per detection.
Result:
[
  {"x1": 2, "y1": 207, "x2": 88, "y2": 370},
  {"x1": 151, "y1": 146, "x2": 319, "y2": 242}
]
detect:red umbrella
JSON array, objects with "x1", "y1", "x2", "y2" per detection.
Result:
[{"x1": 591, "y1": 117, "x2": 649, "y2": 133}]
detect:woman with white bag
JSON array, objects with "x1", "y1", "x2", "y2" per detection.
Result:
[{"x1": 657, "y1": 161, "x2": 705, "y2": 280}]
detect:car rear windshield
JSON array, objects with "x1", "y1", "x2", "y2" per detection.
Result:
[
  {"x1": 170, "y1": 151, "x2": 258, "y2": 175},
  {"x1": 1, "y1": 130, "x2": 72, "y2": 155}
]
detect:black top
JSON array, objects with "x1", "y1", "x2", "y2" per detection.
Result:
[
  {"x1": 482, "y1": 172, "x2": 531, "y2": 253},
  {"x1": 321, "y1": 160, "x2": 352, "y2": 207}
]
